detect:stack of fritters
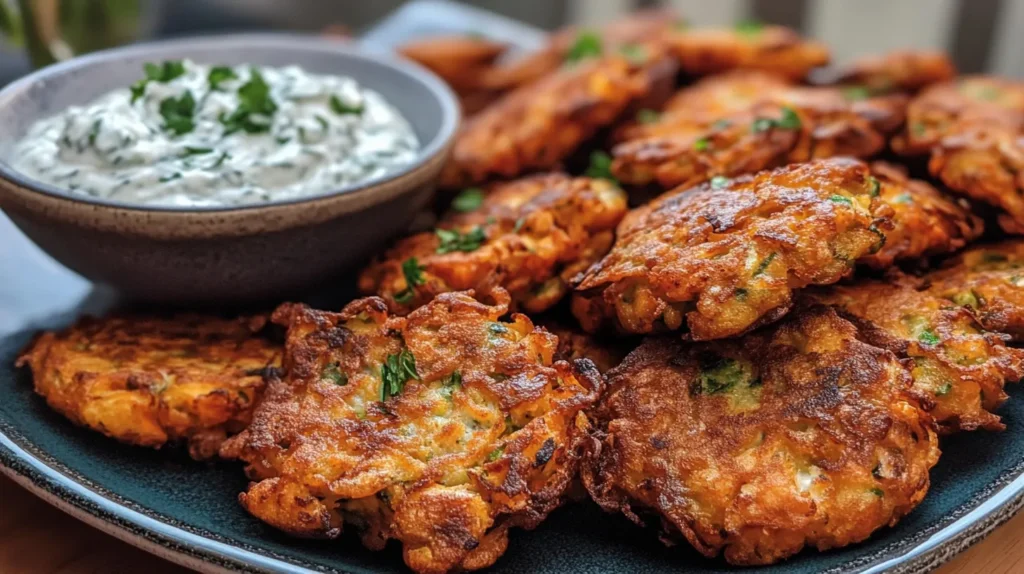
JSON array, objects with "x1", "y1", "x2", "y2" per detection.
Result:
[{"x1": 20, "y1": 13, "x2": 1024, "y2": 573}]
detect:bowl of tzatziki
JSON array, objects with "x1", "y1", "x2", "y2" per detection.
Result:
[{"x1": 0, "y1": 34, "x2": 459, "y2": 303}]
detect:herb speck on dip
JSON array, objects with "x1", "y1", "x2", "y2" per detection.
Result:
[{"x1": 10, "y1": 60, "x2": 421, "y2": 207}]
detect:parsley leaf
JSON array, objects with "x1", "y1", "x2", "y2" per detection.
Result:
[
  {"x1": 867, "y1": 175, "x2": 881, "y2": 197},
  {"x1": 380, "y1": 349, "x2": 420, "y2": 402},
  {"x1": 330, "y1": 94, "x2": 364, "y2": 115},
  {"x1": 753, "y1": 252, "x2": 777, "y2": 277},
  {"x1": 487, "y1": 446, "x2": 505, "y2": 462},
  {"x1": 452, "y1": 188, "x2": 484, "y2": 212},
  {"x1": 751, "y1": 106, "x2": 802, "y2": 132},
  {"x1": 918, "y1": 329, "x2": 941, "y2": 346},
  {"x1": 442, "y1": 371, "x2": 463, "y2": 388},
  {"x1": 829, "y1": 194, "x2": 853, "y2": 205},
  {"x1": 158, "y1": 91, "x2": 196, "y2": 136},
  {"x1": 130, "y1": 60, "x2": 185, "y2": 103},
  {"x1": 394, "y1": 257, "x2": 425, "y2": 304},
  {"x1": 694, "y1": 137, "x2": 710, "y2": 152},
  {"x1": 585, "y1": 150, "x2": 617, "y2": 183},
  {"x1": 435, "y1": 226, "x2": 487, "y2": 254},
  {"x1": 208, "y1": 66, "x2": 238, "y2": 91},
  {"x1": 181, "y1": 146, "x2": 213, "y2": 156},
  {"x1": 842, "y1": 85, "x2": 872, "y2": 101},
  {"x1": 220, "y1": 69, "x2": 278, "y2": 135},
  {"x1": 565, "y1": 30, "x2": 603, "y2": 63},
  {"x1": 735, "y1": 20, "x2": 764, "y2": 36},
  {"x1": 321, "y1": 363, "x2": 348, "y2": 386}
]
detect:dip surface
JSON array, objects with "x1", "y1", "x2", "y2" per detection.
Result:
[{"x1": 10, "y1": 60, "x2": 421, "y2": 207}]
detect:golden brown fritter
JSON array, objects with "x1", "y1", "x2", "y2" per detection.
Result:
[
  {"x1": 832, "y1": 50, "x2": 957, "y2": 95},
  {"x1": 16, "y1": 315, "x2": 281, "y2": 460},
  {"x1": 666, "y1": 23, "x2": 830, "y2": 81},
  {"x1": 861, "y1": 162, "x2": 983, "y2": 268},
  {"x1": 572, "y1": 158, "x2": 893, "y2": 340},
  {"x1": 359, "y1": 174, "x2": 628, "y2": 315},
  {"x1": 399, "y1": 36, "x2": 507, "y2": 94},
  {"x1": 440, "y1": 49, "x2": 674, "y2": 188},
  {"x1": 583, "y1": 306, "x2": 939, "y2": 566},
  {"x1": 611, "y1": 86, "x2": 906, "y2": 189},
  {"x1": 541, "y1": 319, "x2": 631, "y2": 374},
  {"x1": 806, "y1": 275, "x2": 1024, "y2": 433},
  {"x1": 222, "y1": 290, "x2": 603, "y2": 574},
  {"x1": 926, "y1": 240, "x2": 1024, "y2": 340},
  {"x1": 893, "y1": 76, "x2": 1024, "y2": 156}
]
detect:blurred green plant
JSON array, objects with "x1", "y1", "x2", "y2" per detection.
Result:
[{"x1": 0, "y1": 0, "x2": 143, "y2": 67}]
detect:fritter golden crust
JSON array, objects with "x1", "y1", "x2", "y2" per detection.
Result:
[
  {"x1": 611, "y1": 87, "x2": 906, "y2": 189},
  {"x1": 541, "y1": 319, "x2": 631, "y2": 374},
  {"x1": 572, "y1": 158, "x2": 893, "y2": 340},
  {"x1": 399, "y1": 36, "x2": 507, "y2": 94},
  {"x1": 666, "y1": 25, "x2": 830, "y2": 81},
  {"x1": 833, "y1": 50, "x2": 957, "y2": 94},
  {"x1": 440, "y1": 50, "x2": 674, "y2": 188},
  {"x1": 223, "y1": 290, "x2": 604, "y2": 574},
  {"x1": 861, "y1": 162, "x2": 983, "y2": 268},
  {"x1": 583, "y1": 306, "x2": 939, "y2": 566},
  {"x1": 359, "y1": 174, "x2": 628, "y2": 315},
  {"x1": 806, "y1": 275, "x2": 1024, "y2": 433},
  {"x1": 926, "y1": 240, "x2": 1024, "y2": 340},
  {"x1": 16, "y1": 315, "x2": 281, "y2": 460},
  {"x1": 892, "y1": 76, "x2": 1024, "y2": 156}
]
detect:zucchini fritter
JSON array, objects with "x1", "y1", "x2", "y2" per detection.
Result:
[
  {"x1": 16, "y1": 315, "x2": 281, "y2": 460},
  {"x1": 611, "y1": 86, "x2": 906, "y2": 189},
  {"x1": 806, "y1": 276, "x2": 1024, "y2": 433},
  {"x1": 926, "y1": 240, "x2": 1024, "y2": 340},
  {"x1": 440, "y1": 49, "x2": 675, "y2": 188},
  {"x1": 542, "y1": 319, "x2": 631, "y2": 374},
  {"x1": 222, "y1": 290, "x2": 603, "y2": 574},
  {"x1": 831, "y1": 50, "x2": 957, "y2": 95},
  {"x1": 359, "y1": 174, "x2": 628, "y2": 315},
  {"x1": 861, "y1": 162, "x2": 983, "y2": 268},
  {"x1": 666, "y1": 24, "x2": 829, "y2": 81},
  {"x1": 583, "y1": 306, "x2": 939, "y2": 565},
  {"x1": 572, "y1": 158, "x2": 893, "y2": 340}
]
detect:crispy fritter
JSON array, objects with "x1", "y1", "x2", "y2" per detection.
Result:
[
  {"x1": 611, "y1": 86, "x2": 906, "y2": 189},
  {"x1": 359, "y1": 174, "x2": 627, "y2": 315},
  {"x1": 861, "y1": 162, "x2": 983, "y2": 268},
  {"x1": 666, "y1": 24, "x2": 830, "y2": 81},
  {"x1": 893, "y1": 76, "x2": 1024, "y2": 156},
  {"x1": 399, "y1": 36, "x2": 507, "y2": 94},
  {"x1": 572, "y1": 158, "x2": 893, "y2": 340},
  {"x1": 541, "y1": 319, "x2": 631, "y2": 374},
  {"x1": 926, "y1": 240, "x2": 1024, "y2": 340},
  {"x1": 440, "y1": 50, "x2": 674, "y2": 188},
  {"x1": 806, "y1": 275, "x2": 1024, "y2": 433},
  {"x1": 16, "y1": 315, "x2": 281, "y2": 460},
  {"x1": 832, "y1": 50, "x2": 957, "y2": 94},
  {"x1": 583, "y1": 306, "x2": 939, "y2": 565},
  {"x1": 222, "y1": 290, "x2": 603, "y2": 574}
]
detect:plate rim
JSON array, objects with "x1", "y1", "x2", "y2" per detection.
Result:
[{"x1": 3, "y1": 408, "x2": 1024, "y2": 574}]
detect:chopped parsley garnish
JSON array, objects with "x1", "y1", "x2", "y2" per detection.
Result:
[
  {"x1": 394, "y1": 257, "x2": 425, "y2": 304},
  {"x1": 619, "y1": 43, "x2": 647, "y2": 64},
  {"x1": 636, "y1": 108, "x2": 660, "y2": 124},
  {"x1": 207, "y1": 66, "x2": 238, "y2": 91},
  {"x1": 435, "y1": 226, "x2": 487, "y2": 254},
  {"x1": 380, "y1": 349, "x2": 420, "y2": 402},
  {"x1": 219, "y1": 69, "x2": 278, "y2": 135},
  {"x1": 710, "y1": 175, "x2": 730, "y2": 189},
  {"x1": 694, "y1": 137, "x2": 710, "y2": 152},
  {"x1": 158, "y1": 91, "x2": 196, "y2": 136},
  {"x1": 442, "y1": 371, "x2": 462, "y2": 388},
  {"x1": 211, "y1": 151, "x2": 231, "y2": 167},
  {"x1": 452, "y1": 187, "x2": 484, "y2": 212},
  {"x1": 565, "y1": 30, "x2": 603, "y2": 63},
  {"x1": 330, "y1": 94, "x2": 364, "y2": 115},
  {"x1": 918, "y1": 329, "x2": 941, "y2": 346},
  {"x1": 870, "y1": 487, "x2": 885, "y2": 497},
  {"x1": 751, "y1": 106, "x2": 801, "y2": 132},
  {"x1": 867, "y1": 176, "x2": 881, "y2": 197},
  {"x1": 585, "y1": 150, "x2": 617, "y2": 183},
  {"x1": 182, "y1": 146, "x2": 213, "y2": 156},
  {"x1": 159, "y1": 172, "x2": 182, "y2": 183},
  {"x1": 952, "y1": 291, "x2": 980, "y2": 309},
  {"x1": 842, "y1": 85, "x2": 872, "y2": 101},
  {"x1": 868, "y1": 223, "x2": 887, "y2": 254},
  {"x1": 735, "y1": 20, "x2": 764, "y2": 36},
  {"x1": 131, "y1": 60, "x2": 186, "y2": 103},
  {"x1": 487, "y1": 446, "x2": 505, "y2": 462},
  {"x1": 696, "y1": 356, "x2": 755, "y2": 394},
  {"x1": 829, "y1": 194, "x2": 853, "y2": 205},
  {"x1": 88, "y1": 119, "x2": 102, "y2": 146},
  {"x1": 753, "y1": 252, "x2": 777, "y2": 277},
  {"x1": 321, "y1": 363, "x2": 348, "y2": 386}
]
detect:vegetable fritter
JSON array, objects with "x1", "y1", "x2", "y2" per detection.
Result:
[
  {"x1": 359, "y1": 174, "x2": 628, "y2": 315},
  {"x1": 611, "y1": 86, "x2": 906, "y2": 189},
  {"x1": 806, "y1": 275, "x2": 1024, "y2": 433},
  {"x1": 583, "y1": 306, "x2": 939, "y2": 566},
  {"x1": 440, "y1": 49, "x2": 675, "y2": 188},
  {"x1": 926, "y1": 240, "x2": 1024, "y2": 340},
  {"x1": 541, "y1": 319, "x2": 631, "y2": 374},
  {"x1": 222, "y1": 290, "x2": 603, "y2": 574},
  {"x1": 831, "y1": 50, "x2": 957, "y2": 95},
  {"x1": 572, "y1": 158, "x2": 893, "y2": 340},
  {"x1": 861, "y1": 162, "x2": 983, "y2": 268},
  {"x1": 398, "y1": 36, "x2": 509, "y2": 115},
  {"x1": 16, "y1": 315, "x2": 281, "y2": 460},
  {"x1": 666, "y1": 23, "x2": 830, "y2": 81}
]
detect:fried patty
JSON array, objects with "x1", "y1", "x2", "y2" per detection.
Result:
[
  {"x1": 440, "y1": 49, "x2": 675, "y2": 188},
  {"x1": 541, "y1": 318, "x2": 632, "y2": 374},
  {"x1": 572, "y1": 158, "x2": 893, "y2": 340},
  {"x1": 926, "y1": 240, "x2": 1024, "y2": 340},
  {"x1": 221, "y1": 290, "x2": 603, "y2": 574},
  {"x1": 666, "y1": 24, "x2": 830, "y2": 81},
  {"x1": 861, "y1": 162, "x2": 983, "y2": 268},
  {"x1": 16, "y1": 315, "x2": 281, "y2": 460},
  {"x1": 583, "y1": 306, "x2": 939, "y2": 565},
  {"x1": 359, "y1": 174, "x2": 627, "y2": 315},
  {"x1": 831, "y1": 50, "x2": 957, "y2": 95},
  {"x1": 806, "y1": 275, "x2": 1024, "y2": 433},
  {"x1": 611, "y1": 86, "x2": 906, "y2": 189}
]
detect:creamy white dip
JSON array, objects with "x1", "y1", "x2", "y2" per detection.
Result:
[{"x1": 10, "y1": 60, "x2": 421, "y2": 207}]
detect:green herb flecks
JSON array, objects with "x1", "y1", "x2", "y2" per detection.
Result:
[
  {"x1": 751, "y1": 106, "x2": 801, "y2": 133},
  {"x1": 330, "y1": 94, "x2": 364, "y2": 115},
  {"x1": 442, "y1": 371, "x2": 462, "y2": 388},
  {"x1": 487, "y1": 446, "x2": 505, "y2": 462},
  {"x1": 829, "y1": 194, "x2": 853, "y2": 205},
  {"x1": 380, "y1": 349, "x2": 420, "y2": 402},
  {"x1": 585, "y1": 150, "x2": 616, "y2": 183},
  {"x1": 710, "y1": 175, "x2": 730, "y2": 189},
  {"x1": 735, "y1": 19, "x2": 764, "y2": 36},
  {"x1": 842, "y1": 85, "x2": 872, "y2": 101},
  {"x1": 131, "y1": 60, "x2": 186, "y2": 103},
  {"x1": 753, "y1": 252, "x2": 777, "y2": 277},
  {"x1": 696, "y1": 356, "x2": 756, "y2": 395},
  {"x1": 435, "y1": 226, "x2": 487, "y2": 254},
  {"x1": 694, "y1": 137, "x2": 710, "y2": 152},
  {"x1": 565, "y1": 30, "x2": 603, "y2": 63},
  {"x1": 619, "y1": 43, "x2": 647, "y2": 64},
  {"x1": 322, "y1": 363, "x2": 348, "y2": 386},
  {"x1": 182, "y1": 146, "x2": 213, "y2": 156},
  {"x1": 220, "y1": 69, "x2": 278, "y2": 135},
  {"x1": 489, "y1": 323, "x2": 509, "y2": 336},
  {"x1": 868, "y1": 223, "x2": 887, "y2": 254},
  {"x1": 394, "y1": 257, "x2": 426, "y2": 304},
  {"x1": 870, "y1": 487, "x2": 885, "y2": 497},
  {"x1": 867, "y1": 175, "x2": 881, "y2": 197},
  {"x1": 208, "y1": 66, "x2": 238, "y2": 91},
  {"x1": 951, "y1": 290, "x2": 980, "y2": 310},
  {"x1": 918, "y1": 329, "x2": 941, "y2": 346},
  {"x1": 452, "y1": 187, "x2": 484, "y2": 212},
  {"x1": 158, "y1": 90, "x2": 196, "y2": 136},
  {"x1": 636, "y1": 108, "x2": 660, "y2": 124},
  {"x1": 936, "y1": 382, "x2": 953, "y2": 396}
]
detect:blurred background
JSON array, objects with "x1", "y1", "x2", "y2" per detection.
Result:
[{"x1": 1, "y1": 0, "x2": 1023, "y2": 83}]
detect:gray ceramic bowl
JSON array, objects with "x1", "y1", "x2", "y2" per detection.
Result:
[{"x1": 0, "y1": 34, "x2": 459, "y2": 304}]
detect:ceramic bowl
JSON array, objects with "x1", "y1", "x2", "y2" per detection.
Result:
[{"x1": 0, "y1": 34, "x2": 459, "y2": 304}]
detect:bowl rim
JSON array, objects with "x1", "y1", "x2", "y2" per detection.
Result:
[{"x1": 0, "y1": 32, "x2": 460, "y2": 214}]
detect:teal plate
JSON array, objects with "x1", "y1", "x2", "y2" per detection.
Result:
[{"x1": 2, "y1": 321, "x2": 1024, "y2": 574}]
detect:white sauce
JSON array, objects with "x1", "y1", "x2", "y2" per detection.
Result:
[{"x1": 10, "y1": 60, "x2": 421, "y2": 207}]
